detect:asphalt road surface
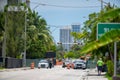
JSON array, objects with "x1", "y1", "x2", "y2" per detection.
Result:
[{"x1": 0, "y1": 66, "x2": 87, "y2": 80}]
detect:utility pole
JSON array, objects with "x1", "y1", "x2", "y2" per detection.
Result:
[
  {"x1": 2, "y1": 12, "x2": 7, "y2": 67},
  {"x1": 23, "y1": 12, "x2": 27, "y2": 67},
  {"x1": 101, "y1": 0, "x2": 103, "y2": 10},
  {"x1": 114, "y1": 42, "x2": 117, "y2": 77}
]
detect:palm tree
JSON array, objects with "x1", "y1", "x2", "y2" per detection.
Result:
[
  {"x1": 81, "y1": 29, "x2": 120, "y2": 53},
  {"x1": 26, "y1": 10, "x2": 55, "y2": 59},
  {"x1": 81, "y1": 4, "x2": 120, "y2": 60}
]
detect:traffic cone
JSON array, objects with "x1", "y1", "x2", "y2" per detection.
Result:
[{"x1": 67, "y1": 64, "x2": 70, "y2": 69}]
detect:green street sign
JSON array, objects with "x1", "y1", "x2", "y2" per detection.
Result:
[{"x1": 97, "y1": 23, "x2": 120, "y2": 40}]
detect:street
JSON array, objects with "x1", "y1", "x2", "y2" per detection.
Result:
[{"x1": 0, "y1": 66, "x2": 87, "y2": 80}]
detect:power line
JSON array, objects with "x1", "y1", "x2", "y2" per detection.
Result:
[
  {"x1": 31, "y1": 1, "x2": 101, "y2": 9},
  {"x1": 47, "y1": 25, "x2": 64, "y2": 32}
]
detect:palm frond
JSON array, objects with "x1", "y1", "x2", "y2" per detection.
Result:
[{"x1": 80, "y1": 29, "x2": 120, "y2": 54}]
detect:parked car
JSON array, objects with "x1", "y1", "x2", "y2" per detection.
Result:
[
  {"x1": 73, "y1": 59, "x2": 86, "y2": 69},
  {"x1": 38, "y1": 59, "x2": 49, "y2": 69}
]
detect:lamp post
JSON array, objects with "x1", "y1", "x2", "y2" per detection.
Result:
[
  {"x1": 23, "y1": 12, "x2": 27, "y2": 67},
  {"x1": 2, "y1": 11, "x2": 7, "y2": 67}
]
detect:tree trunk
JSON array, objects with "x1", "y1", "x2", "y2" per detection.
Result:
[{"x1": 107, "y1": 45, "x2": 114, "y2": 62}]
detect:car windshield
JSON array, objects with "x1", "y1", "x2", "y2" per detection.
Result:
[
  {"x1": 65, "y1": 61, "x2": 69, "y2": 63},
  {"x1": 74, "y1": 60, "x2": 84, "y2": 63},
  {"x1": 39, "y1": 60, "x2": 48, "y2": 63}
]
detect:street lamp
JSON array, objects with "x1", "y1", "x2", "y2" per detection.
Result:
[
  {"x1": 23, "y1": 11, "x2": 27, "y2": 67},
  {"x1": 2, "y1": 11, "x2": 7, "y2": 67}
]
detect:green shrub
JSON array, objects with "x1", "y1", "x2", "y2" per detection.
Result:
[{"x1": 106, "y1": 60, "x2": 114, "y2": 76}]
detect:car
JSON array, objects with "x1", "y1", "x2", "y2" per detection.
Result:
[
  {"x1": 73, "y1": 59, "x2": 86, "y2": 69},
  {"x1": 38, "y1": 59, "x2": 49, "y2": 69},
  {"x1": 62, "y1": 59, "x2": 72, "y2": 68}
]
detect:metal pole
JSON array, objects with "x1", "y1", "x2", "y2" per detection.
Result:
[
  {"x1": 114, "y1": 42, "x2": 117, "y2": 76},
  {"x1": 2, "y1": 12, "x2": 7, "y2": 67},
  {"x1": 101, "y1": 0, "x2": 103, "y2": 10},
  {"x1": 23, "y1": 12, "x2": 26, "y2": 67}
]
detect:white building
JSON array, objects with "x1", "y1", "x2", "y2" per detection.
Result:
[
  {"x1": 71, "y1": 24, "x2": 81, "y2": 43},
  {"x1": 60, "y1": 26, "x2": 72, "y2": 51},
  {"x1": 59, "y1": 24, "x2": 81, "y2": 51}
]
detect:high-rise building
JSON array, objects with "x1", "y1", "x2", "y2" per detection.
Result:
[
  {"x1": 71, "y1": 24, "x2": 81, "y2": 32},
  {"x1": 59, "y1": 24, "x2": 81, "y2": 51},
  {"x1": 71, "y1": 24, "x2": 81, "y2": 43},
  {"x1": 60, "y1": 26, "x2": 72, "y2": 51}
]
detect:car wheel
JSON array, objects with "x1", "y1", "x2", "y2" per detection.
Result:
[{"x1": 82, "y1": 68, "x2": 86, "y2": 70}]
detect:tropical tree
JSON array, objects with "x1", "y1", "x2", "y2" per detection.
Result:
[
  {"x1": 56, "y1": 43, "x2": 64, "y2": 59},
  {"x1": 81, "y1": 29, "x2": 120, "y2": 54},
  {"x1": 1, "y1": 2, "x2": 55, "y2": 59},
  {"x1": 26, "y1": 10, "x2": 55, "y2": 59},
  {"x1": 3, "y1": 4, "x2": 27, "y2": 58},
  {"x1": 81, "y1": 4, "x2": 120, "y2": 60},
  {"x1": 80, "y1": 4, "x2": 120, "y2": 77},
  {"x1": 0, "y1": 12, "x2": 4, "y2": 56},
  {"x1": 70, "y1": 31, "x2": 88, "y2": 58}
]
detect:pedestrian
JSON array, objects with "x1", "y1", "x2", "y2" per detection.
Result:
[
  {"x1": 48, "y1": 59, "x2": 52, "y2": 69},
  {"x1": 97, "y1": 58, "x2": 104, "y2": 76}
]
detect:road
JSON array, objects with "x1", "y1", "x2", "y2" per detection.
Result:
[{"x1": 0, "y1": 66, "x2": 88, "y2": 80}]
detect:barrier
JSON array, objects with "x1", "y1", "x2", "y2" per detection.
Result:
[
  {"x1": 30, "y1": 62, "x2": 34, "y2": 69},
  {"x1": 67, "y1": 64, "x2": 70, "y2": 69}
]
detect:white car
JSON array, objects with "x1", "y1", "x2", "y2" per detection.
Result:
[
  {"x1": 38, "y1": 60, "x2": 49, "y2": 69},
  {"x1": 73, "y1": 60, "x2": 86, "y2": 69}
]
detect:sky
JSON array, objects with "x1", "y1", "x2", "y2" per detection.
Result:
[{"x1": 30, "y1": 0, "x2": 119, "y2": 44}]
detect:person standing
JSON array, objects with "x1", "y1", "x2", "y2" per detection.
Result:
[
  {"x1": 97, "y1": 58, "x2": 104, "y2": 76},
  {"x1": 48, "y1": 59, "x2": 52, "y2": 69}
]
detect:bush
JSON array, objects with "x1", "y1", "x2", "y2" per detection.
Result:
[
  {"x1": 106, "y1": 60, "x2": 114, "y2": 76},
  {"x1": 106, "y1": 74, "x2": 112, "y2": 80}
]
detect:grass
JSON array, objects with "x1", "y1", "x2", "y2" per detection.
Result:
[
  {"x1": 106, "y1": 74, "x2": 120, "y2": 80},
  {"x1": 106, "y1": 74, "x2": 112, "y2": 80},
  {"x1": 0, "y1": 67, "x2": 5, "y2": 70}
]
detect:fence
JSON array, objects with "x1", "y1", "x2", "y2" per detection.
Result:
[
  {"x1": 26, "y1": 58, "x2": 56, "y2": 67},
  {"x1": 0, "y1": 57, "x2": 22, "y2": 68},
  {"x1": 0, "y1": 57, "x2": 3, "y2": 67},
  {"x1": 0, "y1": 58, "x2": 40, "y2": 68},
  {"x1": 87, "y1": 60, "x2": 97, "y2": 69},
  {"x1": 26, "y1": 59, "x2": 39, "y2": 67},
  {"x1": 5, "y1": 57, "x2": 22, "y2": 68}
]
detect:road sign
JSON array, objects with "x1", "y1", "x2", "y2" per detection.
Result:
[{"x1": 97, "y1": 23, "x2": 120, "y2": 40}]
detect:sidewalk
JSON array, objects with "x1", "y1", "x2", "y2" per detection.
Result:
[
  {"x1": 84, "y1": 68, "x2": 108, "y2": 80},
  {"x1": 0, "y1": 67, "x2": 31, "y2": 72}
]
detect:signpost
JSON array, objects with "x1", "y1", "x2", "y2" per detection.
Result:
[{"x1": 97, "y1": 23, "x2": 120, "y2": 77}]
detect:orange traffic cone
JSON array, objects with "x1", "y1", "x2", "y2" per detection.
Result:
[
  {"x1": 71, "y1": 63, "x2": 74, "y2": 69},
  {"x1": 67, "y1": 64, "x2": 70, "y2": 69},
  {"x1": 31, "y1": 62, "x2": 35, "y2": 69}
]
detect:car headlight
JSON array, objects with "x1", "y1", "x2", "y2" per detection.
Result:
[{"x1": 82, "y1": 64, "x2": 86, "y2": 67}]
